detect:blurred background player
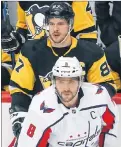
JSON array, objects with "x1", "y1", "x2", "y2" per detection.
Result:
[
  {"x1": 105, "y1": 35, "x2": 121, "y2": 92},
  {"x1": 95, "y1": 1, "x2": 121, "y2": 47},
  {"x1": 9, "y1": 2, "x2": 116, "y2": 140},
  {"x1": 1, "y1": 1, "x2": 22, "y2": 91},
  {"x1": 95, "y1": 1, "x2": 121, "y2": 92},
  {"x1": 16, "y1": 57, "x2": 119, "y2": 147}
]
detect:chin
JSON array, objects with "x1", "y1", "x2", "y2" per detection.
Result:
[
  {"x1": 51, "y1": 37, "x2": 63, "y2": 43},
  {"x1": 53, "y1": 41, "x2": 60, "y2": 44},
  {"x1": 63, "y1": 96, "x2": 72, "y2": 102},
  {"x1": 53, "y1": 39, "x2": 62, "y2": 44}
]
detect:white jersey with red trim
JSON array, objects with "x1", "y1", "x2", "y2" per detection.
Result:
[{"x1": 17, "y1": 83, "x2": 119, "y2": 147}]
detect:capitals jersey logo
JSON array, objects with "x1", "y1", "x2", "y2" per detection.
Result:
[
  {"x1": 25, "y1": 4, "x2": 49, "y2": 39},
  {"x1": 96, "y1": 85, "x2": 103, "y2": 94},
  {"x1": 40, "y1": 101, "x2": 55, "y2": 113}
]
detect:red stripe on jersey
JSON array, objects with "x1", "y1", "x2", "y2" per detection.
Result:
[
  {"x1": 102, "y1": 107, "x2": 115, "y2": 132},
  {"x1": 99, "y1": 107, "x2": 115, "y2": 147},
  {"x1": 99, "y1": 133, "x2": 105, "y2": 147},
  {"x1": 38, "y1": 128, "x2": 52, "y2": 147},
  {"x1": 8, "y1": 137, "x2": 16, "y2": 147}
]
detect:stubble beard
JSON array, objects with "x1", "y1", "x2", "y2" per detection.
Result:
[{"x1": 49, "y1": 33, "x2": 68, "y2": 44}]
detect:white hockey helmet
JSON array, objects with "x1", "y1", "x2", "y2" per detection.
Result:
[{"x1": 52, "y1": 56, "x2": 83, "y2": 78}]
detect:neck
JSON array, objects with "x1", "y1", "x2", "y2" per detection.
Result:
[
  {"x1": 50, "y1": 35, "x2": 72, "y2": 48},
  {"x1": 62, "y1": 95, "x2": 78, "y2": 108}
]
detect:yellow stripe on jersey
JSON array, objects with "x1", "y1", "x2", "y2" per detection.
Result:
[
  {"x1": 80, "y1": 32, "x2": 97, "y2": 39},
  {"x1": 47, "y1": 37, "x2": 77, "y2": 56},
  {"x1": 87, "y1": 55, "x2": 116, "y2": 90},
  {"x1": 10, "y1": 87, "x2": 31, "y2": 97},
  {"x1": 64, "y1": 37, "x2": 78, "y2": 56},
  {"x1": 11, "y1": 53, "x2": 35, "y2": 91},
  {"x1": 47, "y1": 39, "x2": 58, "y2": 56}
]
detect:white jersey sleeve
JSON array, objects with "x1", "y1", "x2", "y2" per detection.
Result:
[
  {"x1": 17, "y1": 109, "x2": 50, "y2": 147},
  {"x1": 17, "y1": 91, "x2": 52, "y2": 147},
  {"x1": 17, "y1": 86, "x2": 60, "y2": 147},
  {"x1": 99, "y1": 89, "x2": 119, "y2": 147}
]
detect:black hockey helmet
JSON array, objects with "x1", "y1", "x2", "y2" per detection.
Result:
[{"x1": 45, "y1": 2, "x2": 75, "y2": 25}]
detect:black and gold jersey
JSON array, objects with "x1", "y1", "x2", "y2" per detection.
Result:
[
  {"x1": 10, "y1": 37, "x2": 116, "y2": 110},
  {"x1": 1, "y1": 49, "x2": 20, "y2": 91},
  {"x1": 16, "y1": 1, "x2": 97, "y2": 40}
]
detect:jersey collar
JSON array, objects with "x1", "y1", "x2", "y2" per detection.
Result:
[{"x1": 47, "y1": 36, "x2": 78, "y2": 56}]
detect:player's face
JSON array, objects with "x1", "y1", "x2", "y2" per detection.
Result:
[
  {"x1": 55, "y1": 77, "x2": 79, "y2": 103},
  {"x1": 48, "y1": 18, "x2": 69, "y2": 43}
]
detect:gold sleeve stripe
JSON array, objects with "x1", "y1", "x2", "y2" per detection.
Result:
[
  {"x1": 79, "y1": 32, "x2": 97, "y2": 39},
  {"x1": 9, "y1": 86, "x2": 32, "y2": 98}
]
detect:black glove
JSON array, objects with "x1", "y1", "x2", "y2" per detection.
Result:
[
  {"x1": 1, "y1": 20, "x2": 25, "y2": 53},
  {"x1": 9, "y1": 106, "x2": 27, "y2": 137},
  {"x1": 12, "y1": 117, "x2": 24, "y2": 137}
]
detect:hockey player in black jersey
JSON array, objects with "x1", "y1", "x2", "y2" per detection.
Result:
[
  {"x1": 9, "y1": 2, "x2": 116, "y2": 138},
  {"x1": 2, "y1": 1, "x2": 97, "y2": 90}
]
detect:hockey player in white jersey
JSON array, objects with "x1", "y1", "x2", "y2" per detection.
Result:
[{"x1": 17, "y1": 57, "x2": 119, "y2": 147}]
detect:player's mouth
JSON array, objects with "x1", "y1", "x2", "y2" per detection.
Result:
[
  {"x1": 63, "y1": 92, "x2": 71, "y2": 96},
  {"x1": 53, "y1": 33, "x2": 60, "y2": 37}
]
